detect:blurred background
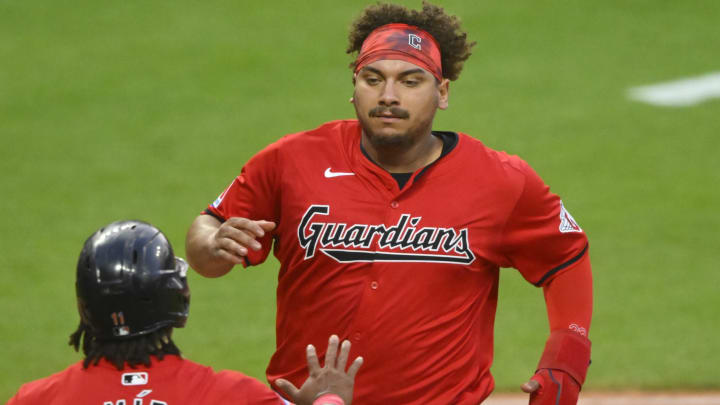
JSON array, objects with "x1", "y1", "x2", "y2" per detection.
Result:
[{"x1": 1, "y1": 0, "x2": 719, "y2": 400}]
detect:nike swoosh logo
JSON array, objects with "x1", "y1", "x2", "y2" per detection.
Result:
[{"x1": 324, "y1": 168, "x2": 355, "y2": 178}]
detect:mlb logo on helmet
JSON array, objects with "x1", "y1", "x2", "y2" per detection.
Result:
[
  {"x1": 121, "y1": 372, "x2": 149, "y2": 386},
  {"x1": 113, "y1": 325, "x2": 130, "y2": 337}
]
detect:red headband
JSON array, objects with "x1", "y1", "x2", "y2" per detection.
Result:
[{"x1": 354, "y1": 23, "x2": 443, "y2": 82}]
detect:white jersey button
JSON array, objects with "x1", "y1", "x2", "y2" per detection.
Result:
[
  {"x1": 390, "y1": 201, "x2": 399, "y2": 208},
  {"x1": 370, "y1": 281, "x2": 379, "y2": 290}
]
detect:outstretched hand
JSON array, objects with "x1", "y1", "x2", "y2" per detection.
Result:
[{"x1": 276, "y1": 335, "x2": 363, "y2": 405}]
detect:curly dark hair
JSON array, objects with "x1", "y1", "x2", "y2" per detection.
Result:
[
  {"x1": 69, "y1": 322, "x2": 181, "y2": 370},
  {"x1": 347, "y1": 1, "x2": 475, "y2": 81}
]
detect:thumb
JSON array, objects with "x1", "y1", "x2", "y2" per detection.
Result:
[
  {"x1": 275, "y1": 378, "x2": 300, "y2": 400},
  {"x1": 521, "y1": 379, "x2": 540, "y2": 394}
]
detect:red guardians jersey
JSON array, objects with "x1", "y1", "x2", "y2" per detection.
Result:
[
  {"x1": 6, "y1": 356, "x2": 286, "y2": 405},
  {"x1": 206, "y1": 120, "x2": 588, "y2": 404}
]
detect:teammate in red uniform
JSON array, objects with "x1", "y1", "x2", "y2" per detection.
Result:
[
  {"x1": 6, "y1": 220, "x2": 361, "y2": 405},
  {"x1": 186, "y1": 3, "x2": 592, "y2": 404}
]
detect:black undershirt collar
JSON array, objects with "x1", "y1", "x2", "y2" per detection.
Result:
[{"x1": 361, "y1": 131, "x2": 459, "y2": 189}]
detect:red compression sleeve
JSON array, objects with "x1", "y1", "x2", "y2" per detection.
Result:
[
  {"x1": 543, "y1": 252, "x2": 593, "y2": 335},
  {"x1": 536, "y1": 253, "x2": 593, "y2": 387}
]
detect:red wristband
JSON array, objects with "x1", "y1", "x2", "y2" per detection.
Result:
[
  {"x1": 313, "y1": 393, "x2": 345, "y2": 405},
  {"x1": 537, "y1": 329, "x2": 592, "y2": 386}
]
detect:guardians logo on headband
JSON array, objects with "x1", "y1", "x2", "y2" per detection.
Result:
[{"x1": 355, "y1": 23, "x2": 443, "y2": 82}]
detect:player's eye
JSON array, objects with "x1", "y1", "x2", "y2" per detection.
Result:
[
  {"x1": 402, "y1": 76, "x2": 423, "y2": 87},
  {"x1": 365, "y1": 76, "x2": 381, "y2": 85}
]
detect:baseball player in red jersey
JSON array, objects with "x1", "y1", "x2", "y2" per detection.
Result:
[
  {"x1": 6, "y1": 221, "x2": 361, "y2": 405},
  {"x1": 186, "y1": 3, "x2": 592, "y2": 404}
]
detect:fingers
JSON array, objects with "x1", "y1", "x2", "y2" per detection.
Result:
[
  {"x1": 274, "y1": 378, "x2": 300, "y2": 400},
  {"x1": 324, "y1": 335, "x2": 340, "y2": 369},
  {"x1": 307, "y1": 335, "x2": 362, "y2": 378},
  {"x1": 336, "y1": 339, "x2": 351, "y2": 370},
  {"x1": 306, "y1": 344, "x2": 321, "y2": 375},
  {"x1": 346, "y1": 356, "x2": 363, "y2": 379},
  {"x1": 214, "y1": 248, "x2": 245, "y2": 265},
  {"x1": 225, "y1": 217, "x2": 267, "y2": 236},
  {"x1": 213, "y1": 218, "x2": 276, "y2": 260},
  {"x1": 257, "y1": 220, "x2": 277, "y2": 232},
  {"x1": 521, "y1": 379, "x2": 540, "y2": 394},
  {"x1": 218, "y1": 222, "x2": 261, "y2": 250},
  {"x1": 215, "y1": 234, "x2": 251, "y2": 260},
  {"x1": 226, "y1": 218, "x2": 275, "y2": 237},
  {"x1": 525, "y1": 370, "x2": 579, "y2": 405}
]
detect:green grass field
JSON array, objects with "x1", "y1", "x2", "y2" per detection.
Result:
[{"x1": 2, "y1": 0, "x2": 719, "y2": 400}]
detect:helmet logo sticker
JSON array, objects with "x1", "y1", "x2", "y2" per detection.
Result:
[
  {"x1": 113, "y1": 326, "x2": 130, "y2": 337},
  {"x1": 111, "y1": 311, "x2": 130, "y2": 336}
]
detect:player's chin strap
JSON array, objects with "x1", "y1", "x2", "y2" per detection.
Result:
[{"x1": 536, "y1": 329, "x2": 592, "y2": 387}]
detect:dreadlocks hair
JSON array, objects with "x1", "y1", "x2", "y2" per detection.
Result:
[
  {"x1": 347, "y1": 1, "x2": 476, "y2": 81},
  {"x1": 69, "y1": 322, "x2": 181, "y2": 370}
]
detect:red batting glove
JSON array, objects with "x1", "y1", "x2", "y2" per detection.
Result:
[
  {"x1": 522, "y1": 330, "x2": 591, "y2": 405},
  {"x1": 524, "y1": 368, "x2": 580, "y2": 405}
]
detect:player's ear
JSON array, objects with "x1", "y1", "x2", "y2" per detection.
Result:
[{"x1": 438, "y1": 78, "x2": 449, "y2": 110}]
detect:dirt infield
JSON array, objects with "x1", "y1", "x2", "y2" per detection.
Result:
[{"x1": 484, "y1": 392, "x2": 720, "y2": 405}]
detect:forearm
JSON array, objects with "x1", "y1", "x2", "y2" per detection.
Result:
[
  {"x1": 535, "y1": 253, "x2": 593, "y2": 388},
  {"x1": 185, "y1": 215, "x2": 235, "y2": 278},
  {"x1": 523, "y1": 254, "x2": 593, "y2": 404},
  {"x1": 543, "y1": 253, "x2": 593, "y2": 335}
]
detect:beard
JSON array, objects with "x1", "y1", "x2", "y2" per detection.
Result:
[
  {"x1": 355, "y1": 104, "x2": 436, "y2": 149},
  {"x1": 364, "y1": 127, "x2": 414, "y2": 148}
]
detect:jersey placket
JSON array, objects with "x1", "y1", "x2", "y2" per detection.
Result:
[
  {"x1": 344, "y1": 157, "x2": 425, "y2": 350},
  {"x1": 343, "y1": 132, "x2": 449, "y2": 348}
]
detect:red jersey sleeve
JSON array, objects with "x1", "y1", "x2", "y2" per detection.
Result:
[
  {"x1": 204, "y1": 142, "x2": 282, "y2": 267},
  {"x1": 6, "y1": 393, "x2": 20, "y2": 405},
  {"x1": 5, "y1": 376, "x2": 58, "y2": 405},
  {"x1": 499, "y1": 161, "x2": 588, "y2": 286}
]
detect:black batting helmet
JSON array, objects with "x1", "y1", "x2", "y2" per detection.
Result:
[{"x1": 76, "y1": 220, "x2": 190, "y2": 340}]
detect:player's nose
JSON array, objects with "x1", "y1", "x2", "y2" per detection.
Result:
[{"x1": 378, "y1": 81, "x2": 400, "y2": 106}]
